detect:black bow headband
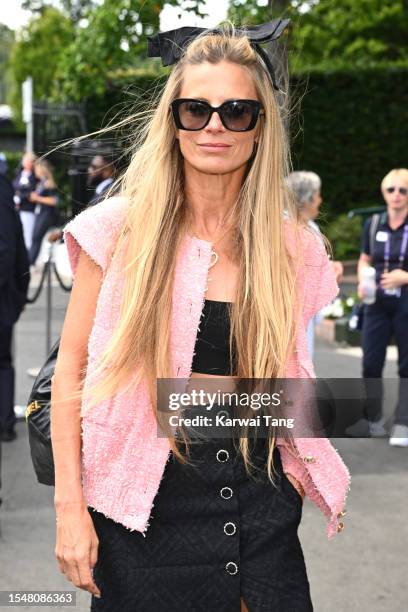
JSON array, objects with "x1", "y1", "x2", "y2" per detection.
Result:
[{"x1": 147, "y1": 18, "x2": 291, "y2": 91}]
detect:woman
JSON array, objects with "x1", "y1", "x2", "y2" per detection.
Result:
[
  {"x1": 358, "y1": 168, "x2": 408, "y2": 447},
  {"x1": 286, "y1": 171, "x2": 343, "y2": 358},
  {"x1": 13, "y1": 152, "x2": 38, "y2": 252},
  {"x1": 52, "y1": 21, "x2": 350, "y2": 612},
  {"x1": 28, "y1": 159, "x2": 59, "y2": 266}
]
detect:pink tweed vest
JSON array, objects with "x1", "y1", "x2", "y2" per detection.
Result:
[{"x1": 63, "y1": 196, "x2": 350, "y2": 540}]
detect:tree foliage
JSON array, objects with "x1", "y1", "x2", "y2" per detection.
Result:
[
  {"x1": 8, "y1": 7, "x2": 74, "y2": 119},
  {"x1": 22, "y1": 0, "x2": 96, "y2": 23},
  {"x1": 290, "y1": 0, "x2": 408, "y2": 69},
  {"x1": 58, "y1": 0, "x2": 206, "y2": 101},
  {"x1": 228, "y1": 0, "x2": 294, "y2": 24},
  {"x1": 9, "y1": 1, "x2": 206, "y2": 111},
  {"x1": 228, "y1": 0, "x2": 408, "y2": 69},
  {"x1": 0, "y1": 24, "x2": 15, "y2": 103},
  {"x1": 55, "y1": 0, "x2": 170, "y2": 100}
]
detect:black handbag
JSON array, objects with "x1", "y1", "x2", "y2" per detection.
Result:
[{"x1": 25, "y1": 338, "x2": 59, "y2": 486}]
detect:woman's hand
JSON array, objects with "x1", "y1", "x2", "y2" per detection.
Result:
[
  {"x1": 331, "y1": 260, "x2": 344, "y2": 283},
  {"x1": 55, "y1": 503, "x2": 101, "y2": 599},
  {"x1": 357, "y1": 283, "x2": 366, "y2": 300},
  {"x1": 28, "y1": 191, "x2": 38, "y2": 203},
  {"x1": 380, "y1": 269, "x2": 408, "y2": 290}
]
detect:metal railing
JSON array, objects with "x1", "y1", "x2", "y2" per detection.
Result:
[
  {"x1": 26, "y1": 241, "x2": 72, "y2": 355},
  {"x1": 347, "y1": 206, "x2": 386, "y2": 222}
]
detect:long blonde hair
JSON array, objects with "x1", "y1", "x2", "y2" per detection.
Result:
[
  {"x1": 34, "y1": 159, "x2": 56, "y2": 189},
  {"x1": 80, "y1": 24, "x2": 303, "y2": 481}
]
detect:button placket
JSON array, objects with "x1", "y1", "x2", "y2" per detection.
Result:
[{"x1": 216, "y1": 441, "x2": 239, "y2": 579}]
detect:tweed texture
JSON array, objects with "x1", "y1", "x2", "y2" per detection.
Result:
[{"x1": 63, "y1": 196, "x2": 351, "y2": 540}]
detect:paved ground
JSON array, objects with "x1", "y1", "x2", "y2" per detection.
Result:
[{"x1": 0, "y1": 270, "x2": 407, "y2": 612}]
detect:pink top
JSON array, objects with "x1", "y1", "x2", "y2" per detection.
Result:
[{"x1": 64, "y1": 196, "x2": 351, "y2": 539}]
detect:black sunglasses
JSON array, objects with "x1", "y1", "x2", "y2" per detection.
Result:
[
  {"x1": 386, "y1": 186, "x2": 408, "y2": 196},
  {"x1": 170, "y1": 99, "x2": 264, "y2": 132}
]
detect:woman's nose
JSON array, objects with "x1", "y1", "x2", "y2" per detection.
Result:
[{"x1": 205, "y1": 111, "x2": 225, "y2": 131}]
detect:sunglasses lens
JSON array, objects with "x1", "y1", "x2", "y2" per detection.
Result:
[
  {"x1": 178, "y1": 101, "x2": 210, "y2": 129},
  {"x1": 386, "y1": 186, "x2": 408, "y2": 195},
  {"x1": 223, "y1": 101, "x2": 256, "y2": 130},
  {"x1": 174, "y1": 100, "x2": 261, "y2": 131}
]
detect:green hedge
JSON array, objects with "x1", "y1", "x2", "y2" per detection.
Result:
[
  {"x1": 324, "y1": 213, "x2": 363, "y2": 260},
  {"x1": 290, "y1": 64, "x2": 408, "y2": 220}
]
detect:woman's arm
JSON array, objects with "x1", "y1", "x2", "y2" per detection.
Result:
[
  {"x1": 30, "y1": 192, "x2": 57, "y2": 207},
  {"x1": 51, "y1": 248, "x2": 102, "y2": 506},
  {"x1": 51, "y1": 248, "x2": 103, "y2": 598}
]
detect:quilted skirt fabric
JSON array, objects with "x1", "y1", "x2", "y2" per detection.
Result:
[{"x1": 89, "y1": 437, "x2": 313, "y2": 612}]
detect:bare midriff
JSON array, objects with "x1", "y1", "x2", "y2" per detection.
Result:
[{"x1": 188, "y1": 371, "x2": 238, "y2": 394}]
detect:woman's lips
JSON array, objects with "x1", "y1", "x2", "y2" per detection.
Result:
[{"x1": 198, "y1": 143, "x2": 231, "y2": 151}]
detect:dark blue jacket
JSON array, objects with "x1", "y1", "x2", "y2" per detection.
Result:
[{"x1": 0, "y1": 175, "x2": 30, "y2": 328}]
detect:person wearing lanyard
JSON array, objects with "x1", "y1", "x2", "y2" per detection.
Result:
[{"x1": 358, "y1": 168, "x2": 408, "y2": 447}]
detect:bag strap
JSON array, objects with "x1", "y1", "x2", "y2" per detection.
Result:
[{"x1": 369, "y1": 213, "x2": 381, "y2": 256}]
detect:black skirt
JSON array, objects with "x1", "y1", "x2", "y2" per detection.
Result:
[{"x1": 89, "y1": 437, "x2": 313, "y2": 612}]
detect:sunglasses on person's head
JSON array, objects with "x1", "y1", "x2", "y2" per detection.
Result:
[
  {"x1": 386, "y1": 186, "x2": 408, "y2": 195},
  {"x1": 170, "y1": 99, "x2": 264, "y2": 132}
]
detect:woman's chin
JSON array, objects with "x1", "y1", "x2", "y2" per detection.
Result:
[{"x1": 188, "y1": 159, "x2": 247, "y2": 176}]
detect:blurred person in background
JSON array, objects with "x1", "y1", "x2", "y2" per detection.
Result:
[
  {"x1": 13, "y1": 152, "x2": 38, "y2": 252},
  {"x1": 0, "y1": 171, "x2": 30, "y2": 442},
  {"x1": 286, "y1": 170, "x2": 343, "y2": 358},
  {"x1": 28, "y1": 159, "x2": 59, "y2": 266},
  {"x1": 358, "y1": 168, "x2": 408, "y2": 447},
  {"x1": 0, "y1": 152, "x2": 8, "y2": 177},
  {"x1": 87, "y1": 154, "x2": 116, "y2": 206},
  {"x1": 46, "y1": 152, "x2": 117, "y2": 246}
]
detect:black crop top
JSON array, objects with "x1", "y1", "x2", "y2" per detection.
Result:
[{"x1": 191, "y1": 299, "x2": 237, "y2": 376}]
